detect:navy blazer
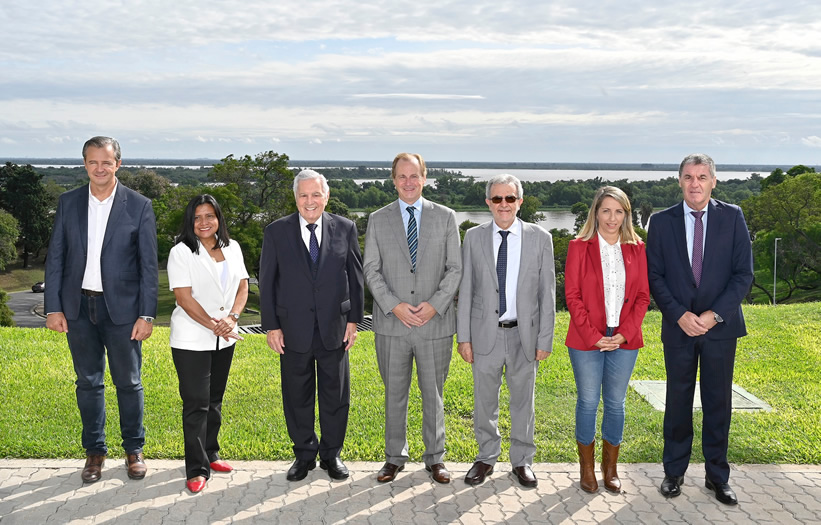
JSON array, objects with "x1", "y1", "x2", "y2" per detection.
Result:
[
  {"x1": 44, "y1": 182, "x2": 159, "y2": 325},
  {"x1": 259, "y1": 212, "x2": 364, "y2": 352},
  {"x1": 646, "y1": 199, "x2": 753, "y2": 346}
]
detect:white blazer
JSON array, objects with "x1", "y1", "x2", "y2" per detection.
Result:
[{"x1": 168, "y1": 239, "x2": 249, "y2": 351}]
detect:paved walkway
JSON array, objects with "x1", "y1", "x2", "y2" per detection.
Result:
[{"x1": 1, "y1": 460, "x2": 819, "y2": 524}]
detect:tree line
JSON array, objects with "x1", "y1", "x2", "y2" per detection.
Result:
[{"x1": 0, "y1": 154, "x2": 818, "y2": 311}]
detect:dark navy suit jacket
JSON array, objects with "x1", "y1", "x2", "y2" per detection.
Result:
[
  {"x1": 44, "y1": 182, "x2": 159, "y2": 325},
  {"x1": 646, "y1": 199, "x2": 753, "y2": 346},
  {"x1": 258, "y1": 212, "x2": 364, "y2": 352}
]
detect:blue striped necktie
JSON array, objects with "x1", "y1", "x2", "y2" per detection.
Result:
[{"x1": 407, "y1": 206, "x2": 418, "y2": 272}]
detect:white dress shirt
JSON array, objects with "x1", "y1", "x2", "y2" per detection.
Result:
[
  {"x1": 81, "y1": 182, "x2": 117, "y2": 291},
  {"x1": 492, "y1": 218, "x2": 522, "y2": 322},
  {"x1": 299, "y1": 213, "x2": 323, "y2": 251},
  {"x1": 598, "y1": 232, "x2": 626, "y2": 328},
  {"x1": 683, "y1": 201, "x2": 709, "y2": 265}
]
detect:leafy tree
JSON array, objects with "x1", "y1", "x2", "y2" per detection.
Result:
[
  {"x1": 571, "y1": 202, "x2": 589, "y2": 234},
  {"x1": 638, "y1": 201, "x2": 654, "y2": 229},
  {"x1": 0, "y1": 163, "x2": 53, "y2": 267},
  {"x1": 519, "y1": 195, "x2": 545, "y2": 224},
  {"x1": 0, "y1": 290, "x2": 14, "y2": 327},
  {"x1": 0, "y1": 210, "x2": 19, "y2": 271},
  {"x1": 742, "y1": 171, "x2": 821, "y2": 302},
  {"x1": 209, "y1": 151, "x2": 295, "y2": 229},
  {"x1": 117, "y1": 169, "x2": 172, "y2": 200}
]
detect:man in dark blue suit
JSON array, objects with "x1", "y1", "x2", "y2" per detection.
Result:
[
  {"x1": 259, "y1": 170, "x2": 364, "y2": 482},
  {"x1": 647, "y1": 153, "x2": 753, "y2": 505},
  {"x1": 45, "y1": 136, "x2": 158, "y2": 483}
]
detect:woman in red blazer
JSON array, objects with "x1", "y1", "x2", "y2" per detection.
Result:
[{"x1": 565, "y1": 186, "x2": 650, "y2": 494}]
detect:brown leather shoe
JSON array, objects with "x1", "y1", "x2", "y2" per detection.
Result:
[
  {"x1": 577, "y1": 440, "x2": 598, "y2": 493},
  {"x1": 425, "y1": 463, "x2": 451, "y2": 484},
  {"x1": 601, "y1": 439, "x2": 622, "y2": 493},
  {"x1": 126, "y1": 452, "x2": 147, "y2": 480},
  {"x1": 464, "y1": 461, "x2": 494, "y2": 485},
  {"x1": 81, "y1": 454, "x2": 105, "y2": 483},
  {"x1": 376, "y1": 462, "x2": 404, "y2": 483},
  {"x1": 513, "y1": 465, "x2": 538, "y2": 487}
]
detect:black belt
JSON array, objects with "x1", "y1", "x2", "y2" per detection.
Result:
[
  {"x1": 81, "y1": 289, "x2": 104, "y2": 297},
  {"x1": 498, "y1": 320, "x2": 518, "y2": 328}
]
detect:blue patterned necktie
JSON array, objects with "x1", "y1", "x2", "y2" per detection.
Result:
[
  {"x1": 307, "y1": 223, "x2": 319, "y2": 264},
  {"x1": 406, "y1": 206, "x2": 418, "y2": 272},
  {"x1": 497, "y1": 230, "x2": 510, "y2": 316},
  {"x1": 691, "y1": 211, "x2": 704, "y2": 287}
]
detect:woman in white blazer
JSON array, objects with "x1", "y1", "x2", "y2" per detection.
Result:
[{"x1": 167, "y1": 194, "x2": 249, "y2": 494}]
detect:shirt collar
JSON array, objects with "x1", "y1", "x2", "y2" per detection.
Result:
[
  {"x1": 492, "y1": 217, "x2": 522, "y2": 236},
  {"x1": 298, "y1": 213, "x2": 323, "y2": 231},
  {"x1": 399, "y1": 196, "x2": 424, "y2": 212},
  {"x1": 88, "y1": 180, "x2": 117, "y2": 205},
  {"x1": 683, "y1": 200, "x2": 709, "y2": 218},
  {"x1": 597, "y1": 231, "x2": 620, "y2": 247}
]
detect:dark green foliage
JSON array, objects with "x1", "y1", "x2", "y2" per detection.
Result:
[
  {"x1": 0, "y1": 163, "x2": 54, "y2": 267},
  {"x1": 0, "y1": 290, "x2": 13, "y2": 327}
]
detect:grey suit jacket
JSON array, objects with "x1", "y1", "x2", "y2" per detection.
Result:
[
  {"x1": 456, "y1": 219, "x2": 556, "y2": 361},
  {"x1": 363, "y1": 198, "x2": 462, "y2": 339}
]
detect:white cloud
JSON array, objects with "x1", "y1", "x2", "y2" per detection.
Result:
[{"x1": 801, "y1": 136, "x2": 821, "y2": 148}]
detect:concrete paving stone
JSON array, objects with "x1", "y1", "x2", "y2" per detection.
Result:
[{"x1": 457, "y1": 512, "x2": 485, "y2": 524}]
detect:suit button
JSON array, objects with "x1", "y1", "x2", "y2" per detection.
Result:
[
  {"x1": 220, "y1": 307, "x2": 224, "y2": 311},
  {"x1": 411, "y1": 291, "x2": 414, "y2": 294},
  {"x1": 495, "y1": 310, "x2": 499, "y2": 314}
]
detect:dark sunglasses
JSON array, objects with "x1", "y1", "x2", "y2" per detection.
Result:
[{"x1": 490, "y1": 195, "x2": 518, "y2": 204}]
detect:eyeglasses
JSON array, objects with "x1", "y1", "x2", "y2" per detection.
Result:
[{"x1": 490, "y1": 195, "x2": 518, "y2": 204}]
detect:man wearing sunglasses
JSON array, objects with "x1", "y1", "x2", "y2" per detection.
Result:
[{"x1": 456, "y1": 174, "x2": 556, "y2": 487}]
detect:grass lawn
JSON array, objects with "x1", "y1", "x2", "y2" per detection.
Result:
[{"x1": 0, "y1": 304, "x2": 818, "y2": 464}]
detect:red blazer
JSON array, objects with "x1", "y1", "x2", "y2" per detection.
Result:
[{"x1": 564, "y1": 237, "x2": 650, "y2": 350}]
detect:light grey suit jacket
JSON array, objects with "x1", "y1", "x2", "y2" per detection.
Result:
[
  {"x1": 456, "y1": 219, "x2": 556, "y2": 360},
  {"x1": 364, "y1": 198, "x2": 462, "y2": 339}
]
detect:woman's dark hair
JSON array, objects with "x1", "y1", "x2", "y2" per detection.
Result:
[{"x1": 176, "y1": 194, "x2": 231, "y2": 254}]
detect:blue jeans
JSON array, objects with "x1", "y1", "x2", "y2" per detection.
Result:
[
  {"x1": 66, "y1": 294, "x2": 145, "y2": 455},
  {"x1": 568, "y1": 339, "x2": 638, "y2": 446}
]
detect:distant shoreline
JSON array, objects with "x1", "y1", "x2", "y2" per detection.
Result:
[{"x1": 0, "y1": 158, "x2": 789, "y2": 173}]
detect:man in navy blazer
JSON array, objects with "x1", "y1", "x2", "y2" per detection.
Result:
[
  {"x1": 647, "y1": 153, "x2": 753, "y2": 505},
  {"x1": 45, "y1": 136, "x2": 158, "y2": 483},
  {"x1": 259, "y1": 170, "x2": 364, "y2": 482}
]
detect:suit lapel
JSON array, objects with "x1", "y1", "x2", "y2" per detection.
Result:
[
  {"x1": 77, "y1": 185, "x2": 89, "y2": 256},
  {"x1": 587, "y1": 237, "x2": 606, "y2": 307},
  {"x1": 671, "y1": 202, "x2": 692, "y2": 281},
  {"x1": 478, "y1": 222, "x2": 497, "y2": 287},
  {"x1": 317, "y1": 212, "x2": 334, "y2": 276},
  {"x1": 195, "y1": 241, "x2": 224, "y2": 295},
  {"x1": 389, "y1": 201, "x2": 413, "y2": 267},
  {"x1": 101, "y1": 183, "x2": 126, "y2": 252},
  {"x1": 703, "y1": 199, "x2": 720, "y2": 264},
  {"x1": 286, "y1": 213, "x2": 314, "y2": 281},
  {"x1": 515, "y1": 221, "x2": 532, "y2": 290}
]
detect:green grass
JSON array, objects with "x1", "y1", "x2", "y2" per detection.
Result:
[{"x1": 1, "y1": 304, "x2": 819, "y2": 464}]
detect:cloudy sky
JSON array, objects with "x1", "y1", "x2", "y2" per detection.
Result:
[{"x1": 1, "y1": 1, "x2": 820, "y2": 164}]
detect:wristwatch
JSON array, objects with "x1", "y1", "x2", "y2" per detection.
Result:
[
  {"x1": 139, "y1": 316, "x2": 154, "y2": 324},
  {"x1": 230, "y1": 312, "x2": 240, "y2": 320},
  {"x1": 713, "y1": 312, "x2": 724, "y2": 323}
]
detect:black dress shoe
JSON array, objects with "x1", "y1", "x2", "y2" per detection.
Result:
[
  {"x1": 286, "y1": 459, "x2": 316, "y2": 481},
  {"x1": 464, "y1": 461, "x2": 494, "y2": 485},
  {"x1": 659, "y1": 475, "x2": 684, "y2": 497},
  {"x1": 513, "y1": 465, "x2": 538, "y2": 488},
  {"x1": 376, "y1": 462, "x2": 404, "y2": 483},
  {"x1": 705, "y1": 477, "x2": 738, "y2": 505},
  {"x1": 425, "y1": 463, "x2": 451, "y2": 484},
  {"x1": 320, "y1": 457, "x2": 349, "y2": 480}
]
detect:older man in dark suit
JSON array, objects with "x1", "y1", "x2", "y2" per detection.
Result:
[
  {"x1": 45, "y1": 136, "x2": 158, "y2": 483},
  {"x1": 647, "y1": 153, "x2": 753, "y2": 505},
  {"x1": 259, "y1": 169, "x2": 364, "y2": 482}
]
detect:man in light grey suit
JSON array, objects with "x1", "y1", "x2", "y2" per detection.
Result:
[
  {"x1": 363, "y1": 152, "x2": 462, "y2": 484},
  {"x1": 457, "y1": 174, "x2": 555, "y2": 487}
]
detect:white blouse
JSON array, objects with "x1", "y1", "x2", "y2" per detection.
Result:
[{"x1": 598, "y1": 232, "x2": 626, "y2": 328}]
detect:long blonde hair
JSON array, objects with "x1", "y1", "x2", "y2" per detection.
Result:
[{"x1": 576, "y1": 186, "x2": 641, "y2": 244}]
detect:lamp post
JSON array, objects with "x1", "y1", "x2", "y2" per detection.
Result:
[{"x1": 773, "y1": 237, "x2": 781, "y2": 306}]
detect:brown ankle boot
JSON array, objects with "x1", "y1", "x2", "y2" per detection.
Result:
[
  {"x1": 601, "y1": 439, "x2": 621, "y2": 493},
  {"x1": 577, "y1": 440, "x2": 598, "y2": 493}
]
